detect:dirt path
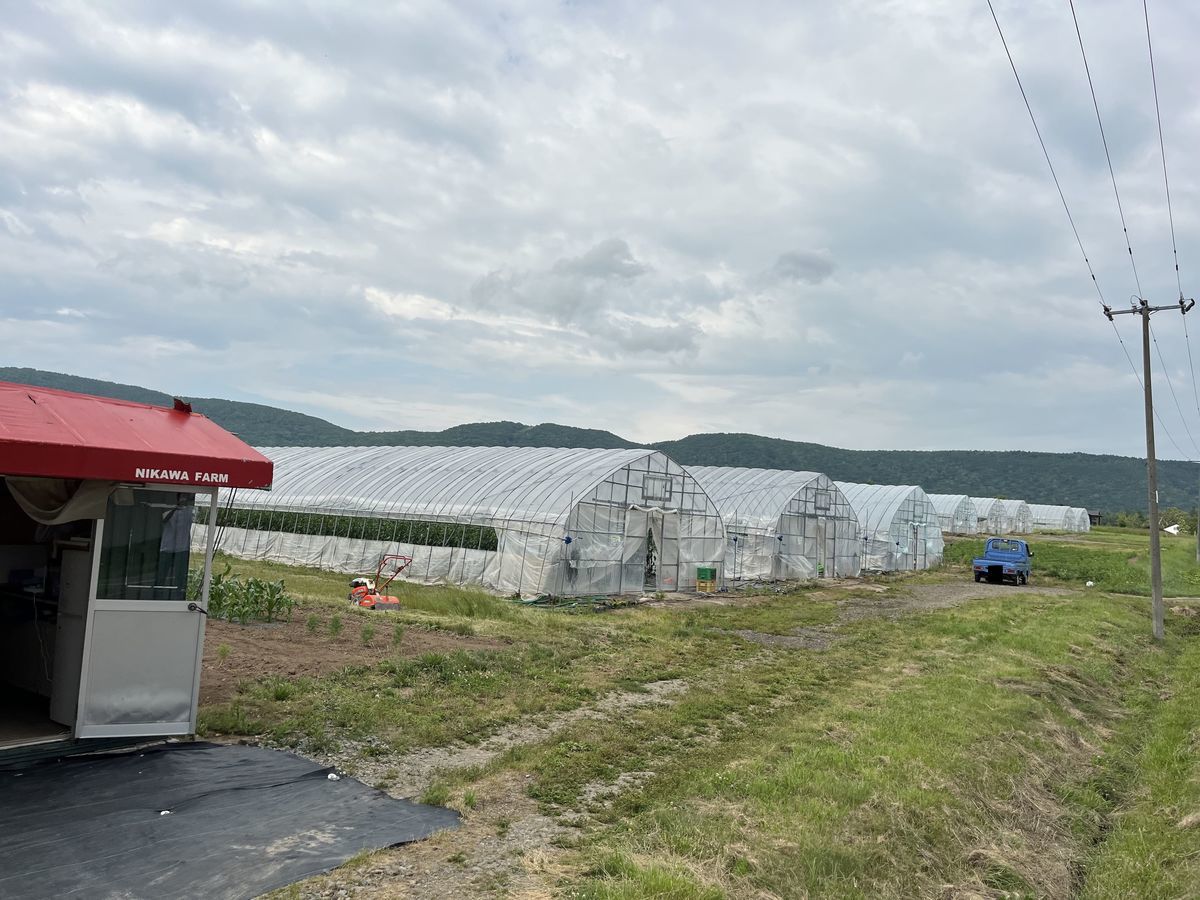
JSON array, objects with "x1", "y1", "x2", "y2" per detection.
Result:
[
  {"x1": 835, "y1": 580, "x2": 1080, "y2": 623},
  {"x1": 317, "y1": 679, "x2": 687, "y2": 800}
]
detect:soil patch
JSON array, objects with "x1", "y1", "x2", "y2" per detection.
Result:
[{"x1": 201, "y1": 606, "x2": 505, "y2": 705}]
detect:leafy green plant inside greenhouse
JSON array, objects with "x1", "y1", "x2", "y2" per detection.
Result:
[{"x1": 208, "y1": 507, "x2": 500, "y2": 552}]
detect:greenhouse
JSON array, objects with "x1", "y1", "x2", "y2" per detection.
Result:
[
  {"x1": 972, "y1": 498, "x2": 1034, "y2": 534},
  {"x1": 833, "y1": 482, "x2": 944, "y2": 571},
  {"x1": 926, "y1": 494, "x2": 979, "y2": 534},
  {"x1": 1070, "y1": 507, "x2": 1092, "y2": 532},
  {"x1": 1028, "y1": 504, "x2": 1078, "y2": 532},
  {"x1": 687, "y1": 466, "x2": 861, "y2": 580},
  {"x1": 205, "y1": 446, "x2": 727, "y2": 597}
]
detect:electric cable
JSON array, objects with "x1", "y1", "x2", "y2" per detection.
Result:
[
  {"x1": 988, "y1": 0, "x2": 1191, "y2": 459},
  {"x1": 1150, "y1": 320, "x2": 1200, "y2": 458},
  {"x1": 1069, "y1": 0, "x2": 1143, "y2": 297}
]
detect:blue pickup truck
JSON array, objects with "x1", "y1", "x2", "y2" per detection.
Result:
[{"x1": 972, "y1": 538, "x2": 1033, "y2": 585}]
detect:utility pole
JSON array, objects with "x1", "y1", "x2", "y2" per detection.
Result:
[{"x1": 1105, "y1": 295, "x2": 1195, "y2": 641}]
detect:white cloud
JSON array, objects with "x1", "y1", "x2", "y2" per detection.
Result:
[{"x1": 0, "y1": 0, "x2": 1194, "y2": 457}]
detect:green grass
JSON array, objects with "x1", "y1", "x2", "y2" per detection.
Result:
[
  {"x1": 945, "y1": 526, "x2": 1200, "y2": 596},
  {"x1": 1079, "y1": 626, "x2": 1200, "y2": 898},
  {"x1": 563, "y1": 593, "x2": 1176, "y2": 899},
  {"x1": 202, "y1": 538, "x2": 1200, "y2": 897}
]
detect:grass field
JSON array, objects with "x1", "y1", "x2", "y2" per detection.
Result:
[{"x1": 198, "y1": 531, "x2": 1200, "y2": 898}]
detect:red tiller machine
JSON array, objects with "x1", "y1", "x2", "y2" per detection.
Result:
[{"x1": 348, "y1": 554, "x2": 413, "y2": 610}]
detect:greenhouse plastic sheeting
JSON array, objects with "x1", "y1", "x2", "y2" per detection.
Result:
[
  {"x1": 834, "y1": 482, "x2": 944, "y2": 572},
  {"x1": 1028, "y1": 504, "x2": 1078, "y2": 532},
  {"x1": 1069, "y1": 507, "x2": 1092, "y2": 532},
  {"x1": 972, "y1": 498, "x2": 1033, "y2": 535},
  {"x1": 212, "y1": 446, "x2": 726, "y2": 597},
  {"x1": 688, "y1": 467, "x2": 861, "y2": 580},
  {"x1": 926, "y1": 494, "x2": 978, "y2": 534}
]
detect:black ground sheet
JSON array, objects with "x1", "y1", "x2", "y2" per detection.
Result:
[{"x1": 0, "y1": 741, "x2": 460, "y2": 899}]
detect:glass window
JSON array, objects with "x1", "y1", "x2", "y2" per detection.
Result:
[{"x1": 98, "y1": 490, "x2": 195, "y2": 601}]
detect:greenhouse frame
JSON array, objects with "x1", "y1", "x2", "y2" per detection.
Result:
[
  {"x1": 972, "y1": 498, "x2": 1033, "y2": 534},
  {"x1": 926, "y1": 494, "x2": 979, "y2": 534},
  {"x1": 687, "y1": 466, "x2": 861, "y2": 580},
  {"x1": 1070, "y1": 507, "x2": 1092, "y2": 532},
  {"x1": 833, "y1": 482, "x2": 944, "y2": 571},
  {"x1": 1028, "y1": 504, "x2": 1078, "y2": 532},
  {"x1": 204, "y1": 446, "x2": 727, "y2": 597}
]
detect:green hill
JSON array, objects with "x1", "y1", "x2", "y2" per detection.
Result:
[{"x1": 2, "y1": 368, "x2": 1191, "y2": 513}]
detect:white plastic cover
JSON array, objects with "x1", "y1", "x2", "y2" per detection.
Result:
[
  {"x1": 971, "y1": 498, "x2": 1033, "y2": 534},
  {"x1": 833, "y1": 482, "x2": 944, "y2": 572},
  {"x1": 687, "y1": 466, "x2": 861, "y2": 580},
  {"x1": 1069, "y1": 507, "x2": 1092, "y2": 532},
  {"x1": 1028, "y1": 504, "x2": 1078, "y2": 532},
  {"x1": 926, "y1": 494, "x2": 979, "y2": 534},
  {"x1": 211, "y1": 445, "x2": 726, "y2": 597}
]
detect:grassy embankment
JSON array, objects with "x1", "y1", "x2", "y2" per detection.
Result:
[{"x1": 204, "y1": 533, "x2": 1200, "y2": 898}]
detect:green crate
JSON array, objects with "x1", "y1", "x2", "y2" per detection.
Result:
[{"x1": 696, "y1": 566, "x2": 717, "y2": 581}]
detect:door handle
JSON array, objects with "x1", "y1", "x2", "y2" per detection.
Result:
[{"x1": 187, "y1": 602, "x2": 209, "y2": 617}]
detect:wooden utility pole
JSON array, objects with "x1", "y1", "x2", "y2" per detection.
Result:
[{"x1": 1105, "y1": 295, "x2": 1194, "y2": 641}]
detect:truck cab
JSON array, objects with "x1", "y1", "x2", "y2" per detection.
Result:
[{"x1": 972, "y1": 538, "x2": 1032, "y2": 585}]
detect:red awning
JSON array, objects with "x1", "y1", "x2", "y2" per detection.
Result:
[{"x1": 0, "y1": 382, "x2": 273, "y2": 489}]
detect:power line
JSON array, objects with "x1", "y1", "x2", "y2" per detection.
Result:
[
  {"x1": 1150, "y1": 320, "x2": 1200, "y2": 457},
  {"x1": 1111, "y1": 316, "x2": 1190, "y2": 459},
  {"x1": 987, "y1": 0, "x2": 1187, "y2": 449},
  {"x1": 986, "y1": 0, "x2": 1107, "y2": 309},
  {"x1": 1142, "y1": 0, "x2": 1200, "y2": 431},
  {"x1": 1069, "y1": 0, "x2": 1143, "y2": 298},
  {"x1": 1143, "y1": 0, "x2": 1182, "y2": 298}
]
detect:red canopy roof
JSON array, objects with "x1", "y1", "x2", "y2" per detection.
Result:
[{"x1": 0, "y1": 382, "x2": 273, "y2": 489}]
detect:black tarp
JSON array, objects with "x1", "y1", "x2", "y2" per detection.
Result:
[{"x1": 0, "y1": 741, "x2": 460, "y2": 899}]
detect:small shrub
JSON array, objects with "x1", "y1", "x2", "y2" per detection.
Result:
[
  {"x1": 421, "y1": 781, "x2": 450, "y2": 805},
  {"x1": 267, "y1": 677, "x2": 294, "y2": 702},
  {"x1": 361, "y1": 622, "x2": 376, "y2": 646},
  {"x1": 329, "y1": 615, "x2": 343, "y2": 638},
  {"x1": 216, "y1": 643, "x2": 231, "y2": 664}
]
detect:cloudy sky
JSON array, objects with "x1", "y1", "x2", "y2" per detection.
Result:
[{"x1": 3, "y1": 1, "x2": 1200, "y2": 458}]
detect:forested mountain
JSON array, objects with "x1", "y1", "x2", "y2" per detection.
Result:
[{"x1": 3, "y1": 368, "x2": 1190, "y2": 512}]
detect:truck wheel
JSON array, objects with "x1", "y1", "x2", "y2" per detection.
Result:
[
  {"x1": 1018, "y1": 573, "x2": 1027, "y2": 586},
  {"x1": 974, "y1": 573, "x2": 982, "y2": 583}
]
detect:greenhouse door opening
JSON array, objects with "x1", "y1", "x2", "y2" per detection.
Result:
[
  {"x1": 817, "y1": 517, "x2": 828, "y2": 577},
  {"x1": 909, "y1": 524, "x2": 935, "y2": 570},
  {"x1": 622, "y1": 508, "x2": 680, "y2": 594}
]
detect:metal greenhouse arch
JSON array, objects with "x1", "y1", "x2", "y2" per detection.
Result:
[
  {"x1": 687, "y1": 466, "x2": 862, "y2": 580},
  {"x1": 209, "y1": 446, "x2": 726, "y2": 597}
]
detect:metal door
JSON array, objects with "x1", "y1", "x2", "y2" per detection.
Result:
[{"x1": 75, "y1": 489, "x2": 213, "y2": 738}]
